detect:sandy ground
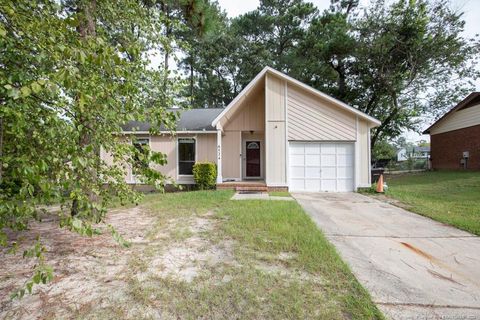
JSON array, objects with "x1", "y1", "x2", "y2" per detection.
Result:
[
  {"x1": 0, "y1": 206, "x2": 151, "y2": 319},
  {"x1": 0, "y1": 205, "x2": 233, "y2": 319}
]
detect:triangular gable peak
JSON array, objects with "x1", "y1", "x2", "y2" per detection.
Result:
[
  {"x1": 212, "y1": 66, "x2": 381, "y2": 129},
  {"x1": 423, "y1": 92, "x2": 480, "y2": 134}
]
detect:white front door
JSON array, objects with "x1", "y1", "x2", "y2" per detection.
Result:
[{"x1": 289, "y1": 142, "x2": 354, "y2": 192}]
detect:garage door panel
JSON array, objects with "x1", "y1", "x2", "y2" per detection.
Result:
[
  {"x1": 291, "y1": 166, "x2": 305, "y2": 178},
  {"x1": 337, "y1": 166, "x2": 353, "y2": 178},
  {"x1": 336, "y1": 144, "x2": 353, "y2": 154},
  {"x1": 305, "y1": 166, "x2": 321, "y2": 178},
  {"x1": 291, "y1": 154, "x2": 304, "y2": 166},
  {"x1": 321, "y1": 167, "x2": 336, "y2": 179},
  {"x1": 305, "y1": 179, "x2": 320, "y2": 191},
  {"x1": 289, "y1": 142, "x2": 354, "y2": 192},
  {"x1": 321, "y1": 155, "x2": 336, "y2": 166},
  {"x1": 337, "y1": 179, "x2": 353, "y2": 192},
  {"x1": 290, "y1": 143, "x2": 305, "y2": 154},
  {"x1": 337, "y1": 154, "x2": 353, "y2": 166},
  {"x1": 290, "y1": 179, "x2": 305, "y2": 190},
  {"x1": 321, "y1": 179, "x2": 336, "y2": 192},
  {"x1": 305, "y1": 144, "x2": 320, "y2": 154},
  {"x1": 321, "y1": 144, "x2": 336, "y2": 154},
  {"x1": 305, "y1": 154, "x2": 320, "y2": 166}
]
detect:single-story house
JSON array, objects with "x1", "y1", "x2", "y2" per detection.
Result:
[
  {"x1": 103, "y1": 67, "x2": 381, "y2": 192},
  {"x1": 423, "y1": 92, "x2": 480, "y2": 170},
  {"x1": 396, "y1": 146, "x2": 430, "y2": 162}
]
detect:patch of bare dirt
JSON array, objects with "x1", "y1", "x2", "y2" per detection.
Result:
[
  {"x1": 0, "y1": 206, "x2": 154, "y2": 320},
  {"x1": 139, "y1": 214, "x2": 238, "y2": 283},
  {"x1": 0, "y1": 208, "x2": 240, "y2": 319}
]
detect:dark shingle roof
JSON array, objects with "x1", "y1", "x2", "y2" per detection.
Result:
[{"x1": 122, "y1": 108, "x2": 224, "y2": 132}]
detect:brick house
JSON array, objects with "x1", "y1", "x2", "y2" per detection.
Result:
[{"x1": 423, "y1": 92, "x2": 480, "y2": 170}]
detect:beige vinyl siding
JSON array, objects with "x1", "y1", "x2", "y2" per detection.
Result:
[
  {"x1": 223, "y1": 86, "x2": 265, "y2": 131},
  {"x1": 266, "y1": 75, "x2": 285, "y2": 121},
  {"x1": 150, "y1": 135, "x2": 177, "y2": 181},
  {"x1": 430, "y1": 104, "x2": 480, "y2": 135},
  {"x1": 287, "y1": 84, "x2": 356, "y2": 141},
  {"x1": 222, "y1": 131, "x2": 241, "y2": 179},
  {"x1": 357, "y1": 120, "x2": 370, "y2": 186},
  {"x1": 265, "y1": 73, "x2": 287, "y2": 185},
  {"x1": 100, "y1": 133, "x2": 218, "y2": 185},
  {"x1": 197, "y1": 134, "x2": 217, "y2": 163},
  {"x1": 221, "y1": 83, "x2": 266, "y2": 181}
]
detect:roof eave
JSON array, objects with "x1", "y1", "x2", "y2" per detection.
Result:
[
  {"x1": 212, "y1": 66, "x2": 382, "y2": 128},
  {"x1": 423, "y1": 92, "x2": 480, "y2": 135}
]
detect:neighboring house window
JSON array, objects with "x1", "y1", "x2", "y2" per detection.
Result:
[
  {"x1": 178, "y1": 138, "x2": 196, "y2": 175},
  {"x1": 133, "y1": 138, "x2": 149, "y2": 175}
]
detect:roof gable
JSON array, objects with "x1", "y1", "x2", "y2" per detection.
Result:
[
  {"x1": 212, "y1": 66, "x2": 381, "y2": 128},
  {"x1": 423, "y1": 92, "x2": 480, "y2": 134}
]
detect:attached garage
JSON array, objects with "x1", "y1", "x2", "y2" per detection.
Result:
[
  {"x1": 210, "y1": 66, "x2": 380, "y2": 192},
  {"x1": 289, "y1": 142, "x2": 354, "y2": 192}
]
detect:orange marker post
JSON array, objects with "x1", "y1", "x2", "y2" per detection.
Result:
[{"x1": 376, "y1": 174, "x2": 384, "y2": 193}]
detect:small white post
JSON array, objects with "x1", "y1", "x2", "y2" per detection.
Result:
[{"x1": 216, "y1": 125, "x2": 223, "y2": 184}]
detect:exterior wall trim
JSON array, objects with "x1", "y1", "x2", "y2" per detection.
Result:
[
  {"x1": 354, "y1": 116, "x2": 360, "y2": 190},
  {"x1": 285, "y1": 81, "x2": 289, "y2": 188},
  {"x1": 265, "y1": 74, "x2": 270, "y2": 185}
]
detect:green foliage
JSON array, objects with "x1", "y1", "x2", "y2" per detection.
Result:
[
  {"x1": 372, "y1": 140, "x2": 396, "y2": 161},
  {"x1": 10, "y1": 240, "x2": 54, "y2": 299},
  {"x1": 183, "y1": 0, "x2": 479, "y2": 149},
  {"x1": 192, "y1": 162, "x2": 217, "y2": 190},
  {"x1": 0, "y1": 0, "x2": 192, "y2": 296}
]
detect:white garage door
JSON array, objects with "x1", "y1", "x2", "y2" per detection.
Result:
[{"x1": 289, "y1": 142, "x2": 354, "y2": 192}]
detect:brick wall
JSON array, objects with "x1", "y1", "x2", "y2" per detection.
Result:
[{"x1": 430, "y1": 124, "x2": 480, "y2": 170}]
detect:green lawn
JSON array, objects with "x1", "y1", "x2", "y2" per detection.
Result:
[
  {"x1": 268, "y1": 191, "x2": 291, "y2": 197},
  {"x1": 385, "y1": 171, "x2": 480, "y2": 235},
  {"x1": 130, "y1": 190, "x2": 382, "y2": 319}
]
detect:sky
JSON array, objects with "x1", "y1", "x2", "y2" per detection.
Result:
[{"x1": 217, "y1": 0, "x2": 480, "y2": 143}]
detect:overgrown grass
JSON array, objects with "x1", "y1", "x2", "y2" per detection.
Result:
[
  {"x1": 219, "y1": 198, "x2": 381, "y2": 319},
  {"x1": 385, "y1": 171, "x2": 480, "y2": 235}
]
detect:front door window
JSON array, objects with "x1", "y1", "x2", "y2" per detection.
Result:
[{"x1": 246, "y1": 141, "x2": 261, "y2": 177}]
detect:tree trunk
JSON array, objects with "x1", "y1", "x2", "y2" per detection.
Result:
[
  {"x1": 72, "y1": 0, "x2": 98, "y2": 217},
  {"x1": 190, "y1": 60, "x2": 194, "y2": 106},
  {"x1": 330, "y1": 61, "x2": 346, "y2": 99},
  {"x1": 162, "y1": 3, "x2": 170, "y2": 72},
  {"x1": 370, "y1": 93, "x2": 399, "y2": 151}
]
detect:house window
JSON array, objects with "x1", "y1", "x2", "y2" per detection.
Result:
[
  {"x1": 178, "y1": 138, "x2": 196, "y2": 175},
  {"x1": 133, "y1": 138, "x2": 149, "y2": 174}
]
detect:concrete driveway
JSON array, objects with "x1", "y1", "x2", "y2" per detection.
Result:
[{"x1": 293, "y1": 192, "x2": 480, "y2": 320}]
